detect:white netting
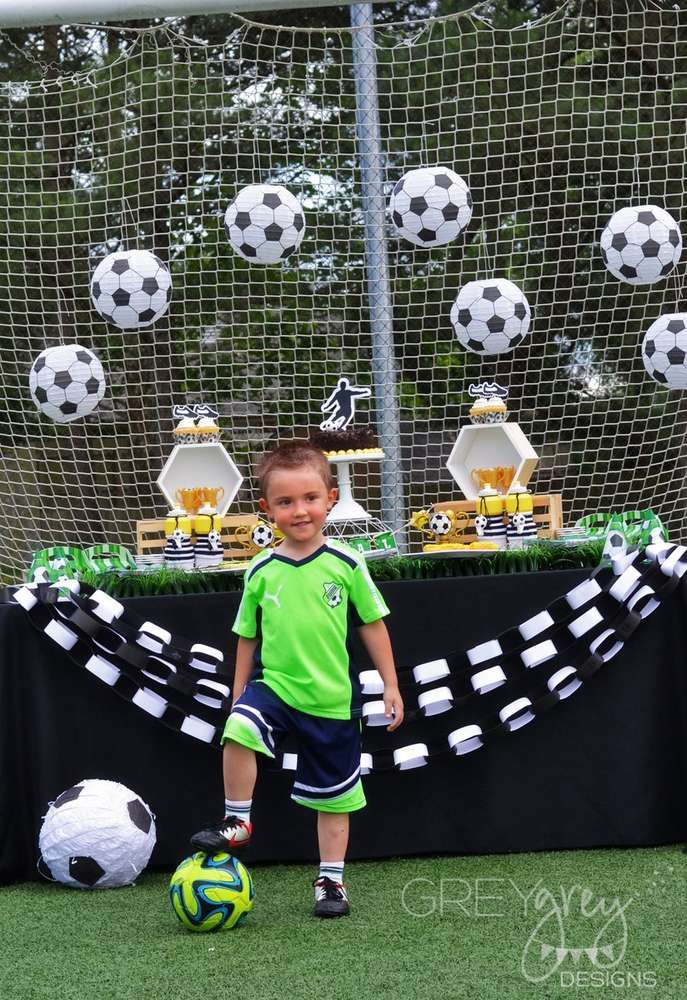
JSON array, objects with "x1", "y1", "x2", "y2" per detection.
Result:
[{"x1": 1, "y1": 2, "x2": 686, "y2": 582}]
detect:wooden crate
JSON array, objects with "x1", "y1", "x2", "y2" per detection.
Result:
[
  {"x1": 432, "y1": 493, "x2": 563, "y2": 542},
  {"x1": 136, "y1": 514, "x2": 260, "y2": 559}
]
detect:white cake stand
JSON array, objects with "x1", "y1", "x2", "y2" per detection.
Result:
[{"x1": 326, "y1": 450, "x2": 385, "y2": 522}]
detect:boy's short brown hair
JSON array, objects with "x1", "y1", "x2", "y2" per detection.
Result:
[{"x1": 257, "y1": 440, "x2": 334, "y2": 497}]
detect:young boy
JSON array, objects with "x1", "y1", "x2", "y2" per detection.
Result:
[{"x1": 191, "y1": 440, "x2": 403, "y2": 917}]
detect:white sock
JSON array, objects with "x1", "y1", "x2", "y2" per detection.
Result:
[
  {"x1": 225, "y1": 798, "x2": 252, "y2": 823},
  {"x1": 318, "y1": 861, "x2": 344, "y2": 883}
]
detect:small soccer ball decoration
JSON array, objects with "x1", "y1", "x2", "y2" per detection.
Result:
[
  {"x1": 29, "y1": 344, "x2": 106, "y2": 423},
  {"x1": 169, "y1": 852, "x2": 254, "y2": 932},
  {"x1": 450, "y1": 279, "x2": 531, "y2": 356},
  {"x1": 224, "y1": 184, "x2": 306, "y2": 264},
  {"x1": 91, "y1": 250, "x2": 173, "y2": 329},
  {"x1": 641, "y1": 313, "x2": 687, "y2": 389},
  {"x1": 38, "y1": 779, "x2": 156, "y2": 888},
  {"x1": 251, "y1": 521, "x2": 274, "y2": 548},
  {"x1": 429, "y1": 512, "x2": 453, "y2": 536},
  {"x1": 600, "y1": 205, "x2": 682, "y2": 285},
  {"x1": 389, "y1": 167, "x2": 472, "y2": 248}
]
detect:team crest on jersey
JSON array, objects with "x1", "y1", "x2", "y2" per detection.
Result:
[{"x1": 323, "y1": 582, "x2": 343, "y2": 608}]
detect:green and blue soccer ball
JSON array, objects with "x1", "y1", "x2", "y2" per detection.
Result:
[{"x1": 169, "y1": 852, "x2": 254, "y2": 932}]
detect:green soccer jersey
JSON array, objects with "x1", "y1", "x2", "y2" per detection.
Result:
[{"x1": 232, "y1": 539, "x2": 390, "y2": 719}]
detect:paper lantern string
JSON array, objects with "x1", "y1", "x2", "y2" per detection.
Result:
[{"x1": 9, "y1": 542, "x2": 686, "y2": 770}]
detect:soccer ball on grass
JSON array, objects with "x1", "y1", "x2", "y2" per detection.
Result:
[{"x1": 169, "y1": 852, "x2": 254, "y2": 932}]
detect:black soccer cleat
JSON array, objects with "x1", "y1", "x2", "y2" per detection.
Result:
[
  {"x1": 313, "y1": 876, "x2": 350, "y2": 918},
  {"x1": 190, "y1": 815, "x2": 252, "y2": 854}
]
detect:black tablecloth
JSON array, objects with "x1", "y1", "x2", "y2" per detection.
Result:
[{"x1": 2, "y1": 569, "x2": 687, "y2": 884}]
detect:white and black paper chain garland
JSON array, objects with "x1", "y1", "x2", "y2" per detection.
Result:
[{"x1": 9, "y1": 542, "x2": 686, "y2": 770}]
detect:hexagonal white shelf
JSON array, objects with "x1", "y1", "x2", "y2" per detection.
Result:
[
  {"x1": 446, "y1": 422, "x2": 538, "y2": 501},
  {"x1": 156, "y1": 443, "x2": 243, "y2": 516}
]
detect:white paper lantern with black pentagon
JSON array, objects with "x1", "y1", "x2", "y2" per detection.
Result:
[
  {"x1": 91, "y1": 250, "x2": 172, "y2": 329},
  {"x1": 641, "y1": 313, "x2": 687, "y2": 389},
  {"x1": 29, "y1": 344, "x2": 106, "y2": 423},
  {"x1": 450, "y1": 279, "x2": 531, "y2": 356},
  {"x1": 389, "y1": 167, "x2": 472, "y2": 248},
  {"x1": 38, "y1": 779, "x2": 156, "y2": 889},
  {"x1": 600, "y1": 205, "x2": 682, "y2": 285},
  {"x1": 224, "y1": 184, "x2": 306, "y2": 264}
]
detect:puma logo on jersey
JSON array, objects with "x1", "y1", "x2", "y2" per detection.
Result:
[
  {"x1": 263, "y1": 584, "x2": 283, "y2": 608},
  {"x1": 323, "y1": 582, "x2": 343, "y2": 608}
]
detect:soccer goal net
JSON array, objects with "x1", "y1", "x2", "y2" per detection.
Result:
[{"x1": 0, "y1": 2, "x2": 686, "y2": 582}]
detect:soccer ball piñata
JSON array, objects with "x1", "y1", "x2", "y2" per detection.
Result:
[
  {"x1": 91, "y1": 250, "x2": 173, "y2": 329},
  {"x1": 29, "y1": 344, "x2": 106, "y2": 423},
  {"x1": 38, "y1": 779, "x2": 156, "y2": 888},
  {"x1": 169, "y1": 852, "x2": 254, "y2": 932},
  {"x1": 389, "y1": 167, "x2": 472, "y2": 248},
  {"x1": 641, "y1": 313, "x2": 687, "y2": 389},
  {"x1": 224, "y1": 184, "x2": 306, "y2": 264},
  {"x1": 600, "y1": 205, "x2": 682, "y2": 285},
  {"x1": 450, "y1": 279, "x2": 531, "y2": 356}
]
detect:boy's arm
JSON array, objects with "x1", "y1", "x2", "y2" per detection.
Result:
[
  {"x1": 232, "y1": 636, "x2": 257, "y2": 704},
  {"x1": 357, "y1": 619, "x2": 404, "y2": 732}
]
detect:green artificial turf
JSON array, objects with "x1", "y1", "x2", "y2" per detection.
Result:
[{"x1": 1, "y1": 848, "x2": 684, "y2": 1000}]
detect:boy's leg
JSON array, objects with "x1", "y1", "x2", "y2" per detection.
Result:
[
  {"x1": 314, "y1": 811, "x2": 351, "y2": 918},
  {"x1": 224, "y1": 739, "x2": 257, "y2": 800},
  {"x1": 317, "y1": 810, "x2": 349, "y2": 861}
]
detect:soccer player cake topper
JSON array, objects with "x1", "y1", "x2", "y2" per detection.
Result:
[{"x1": 319, "y1": 377, "x2": 371, "y2": 431}]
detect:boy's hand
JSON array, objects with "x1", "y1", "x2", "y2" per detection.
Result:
[{"x1": 383, "y1": 684, "x2": 404, "y2": 731}]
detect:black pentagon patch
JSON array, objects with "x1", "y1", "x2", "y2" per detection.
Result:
[
  {"x1": 54, "y1": 785, "x2": 84, "y2": 808},
  {"x1": 54, "y1": 370, "x2": 71, "y2": 390},
  {"x1": 224, "y1": 222, "x2": 233, "y2": 241},
  {"x1": 601, "y1": 248, "x2": 608, "y2": 264},
  {"x1": 85, "y1": 377, "x2": 100, "y2": 394},
  {"x1": 139, "y1": 309, "x2": 156, "y2": 322},
  {"x1": 466, "y1": 191, "x2": 472, "y2": 209},
  {"x1": 666, "y1": 320, "x2": 685, "y2": 334},
  {"x1": 482, "y1": 286, "x2": 501, "y2": 302},
  {"x1": 69, "y1": 855, "x2": 105, "y2": 887},
  {"x1": 234, "y1": 211, "x2": 251, "y2": 231},
  {"x1": 34, "y1": 386, "x2": 48, "y2": 403},
  {"x1": 393, "y1": 211, "x2": 403, "y2": 228},
  {"x1": 34, "y1": 356, "x2": 46, "y2": 372},
  {"x1": 457, "y1": 309, "x2": 472, "y2": 327},
  {"x1": 434, "y1": 173, "x2": 452, "y2": 189},
  {"x1": 262, "y1": 192, "x2": 281, "y2": 209},
  {"x1": 620, "y1": 264, "x2": 637, "y2": 278},
  {"x1": 652, "y1": 368, "x2": 667, "y2": 384},
  {"x1": 669, "y1": 229, "x2": 680, "y2": 247},
  {"x1": 111, "y1": 259, "x2": 130, "y2": 275},
  {"x1": 418, "y1": 228, "x2": 436, "y2": 243},
  {"x1": 142, "y1": 277, "x2": 159, "y2": 295},
  {"x1": 509, "y1": 333, "x2": 524, "y2": 347},
  {"x1": 112, "y1": 289, "x2": 130, "y2": 307},
  {"x1": 487, "y1": 315, "x2": 506, "y2": 333},
  {"x1": 37, "y1": 855, "x2": 54, "y2": 881},
  {"x1": 60, "y1": 401, "x2": 78, "y2": 416},
  {"x1": 292, "y1": 213, "x2": 304, "y2": 233},
  {"x1": 166, "y1": 286, "x2": 173, "y2": 302},
  {"x1": 667, "y1": 347, "x2": 685, "y2": 366},
  {"x1": 409, "y1": 196, "x2": 428, "y2": 216},
  {"x1": 637, "y1": 211, "x2": 656, "y2": 226},
  {"x1": 442, "y1": 203, "x2": 459, "y2": 222},
  {"x1": 393, "y1": 178, "x2": 404, "y2": 196},
  {"x1": 240, "y1": 244, "x2": 257, "y2": 258},
  {"x1": 611, "y1": 233, "x2": 627, "y2": 251},
  {"x1": 92, "y1": 281, "x2": 101, "y2": 299},
  {"x1": 281, "y1": 245, "x2": 297, "y2": 258},
  {"x1": 76, "y1": 350, "x2": 92, "y2": 364},
  {"x1": 127, "y1": 798, "x2": 153, "y2": 834},
  {"x1": 661, "y1": 261, "x2": 675, "y2": 276},
  {"x1": 514, "y1": 302, "x2": 527, "y2": 320},
  {"x1": 467, "y1": 338, "x2": 485, "y2": 352},
  {"x1": 644, "y1": 339, "x2": 656, "y2": 358},
  {"x1": 641, "y1": 239, "x2": 660, "y2": 258},
  {"x1": 264, "y1": 223, "x2": 284, "y2": 242}
]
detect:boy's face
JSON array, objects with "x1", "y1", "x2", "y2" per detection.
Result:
[{"x1": 260, "y1": 466, "x2": 337, "y2": 545}]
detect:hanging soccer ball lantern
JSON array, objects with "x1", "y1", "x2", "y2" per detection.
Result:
[
  {"x1": 91, "y1": 250, "x2": 173, "y2": 329},
  {"x1": 389, "y1": 167, "x2": 473, "y2": 248},
  {"x1": 600, "y1": 205, "x2": 682, "y2": 285},
  {"x1": 224, "y1": 184, "x2": 306, "y2": 264},
  {"x1": 29, "y1": 344, "x2": 106, "y2": 423},
  {"x1": 38, "y1": 779, "x2": 156, "y2": 889},
  {"x1": 450, "y1": 279, "x2": 531, "y2": 356},
  {"x1": 641, "y1": 313, "x2": 687, "y2": 389}
]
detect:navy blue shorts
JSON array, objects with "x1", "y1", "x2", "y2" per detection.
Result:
[{"x1": 222, "y1": 680, "x2": 366, "y2": 813}]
